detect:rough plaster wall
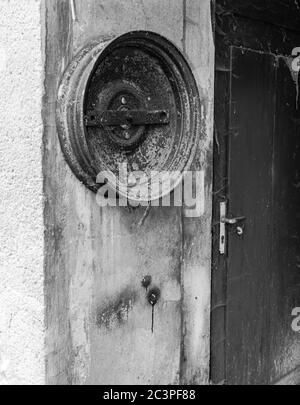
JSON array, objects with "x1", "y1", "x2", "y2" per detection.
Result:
[{"x1": 0, "y1": 0, "x2": 45, "y2": 384}]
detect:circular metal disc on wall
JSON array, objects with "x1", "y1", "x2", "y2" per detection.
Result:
[{"x1": 56, "y1": 31, "x2": 201, "y2": 202}]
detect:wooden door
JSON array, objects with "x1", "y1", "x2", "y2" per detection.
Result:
[
  {"x1": 212, "y1": 0, "x2": 300, "y2": 385},
  {"x1": 43, "y1": 0, "x2": 214, "y2": 385}
]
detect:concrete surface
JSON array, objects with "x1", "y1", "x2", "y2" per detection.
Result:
[{"x1": 0, "y1": 0, "x2": 45, "y2": 385}]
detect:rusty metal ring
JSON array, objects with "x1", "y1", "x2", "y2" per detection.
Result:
[{"x1": 56, "y1": 31, "x2": 201, "y2": 200}]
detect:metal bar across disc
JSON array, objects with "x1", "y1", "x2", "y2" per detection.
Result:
[{"x1": 85, "y1": 109, "x2": 170, "y2": 127}]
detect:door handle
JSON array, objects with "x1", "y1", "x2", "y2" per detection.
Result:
[
  {"x1": 219, "y1": 201, "x2": 246, "y2": 255},
  {"x1": 220, "y1": 216, "x2": 246, "y2": 225}
]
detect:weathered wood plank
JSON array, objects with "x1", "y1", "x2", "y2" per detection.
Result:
[
  {"x1": 71, "y1": 0, "x2": 184, "y2": 385},
  {"x1": 72, "y1": 0, "x2": 184, "y2": 51},
  {"x1": 181, "y1": 0, "x2": 214, "y2": 385},
  {"x1": 226, "y1": 49, "x2": 276, "y2": 385},
  {"x1": 275, "y1": 366, "x2": 300, "y2": 385},
  {"x1": 216, "y1": 12, "x2": 300, "y2": 56},
  {"x1": 218, "y1": 0, "x2": 300, "y2": 33},
  {"x1": 45, "y1": 0, "x2": 184, "y2": 385},
  {"x1": 44, "y1": 0, "x2": 214, "y2": 385},
  {"x1": 43, "y1": 0, "x2": 74, "y2": 385},
  {"x1": 89, "y1": 206, "x2": 183, "y2": 385},
  {"x1": 210, "y1": 38, "x2": 229, "y2": 385}
]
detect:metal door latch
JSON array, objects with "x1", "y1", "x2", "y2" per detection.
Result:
[
  {"x1": 219, "y1": 201, "x2": 246, "y2": 254},
  {"x1": 220, "y1": 215, "x2": 246, "y2": 225}
]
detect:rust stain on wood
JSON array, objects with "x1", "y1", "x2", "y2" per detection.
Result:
[{"x1": 96, "y1": 288, "x2": 137, "y2": 330}]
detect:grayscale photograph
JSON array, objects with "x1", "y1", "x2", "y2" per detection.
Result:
[{"x1": 0, "y1": 0, "x2": 299, "y2": 390}]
